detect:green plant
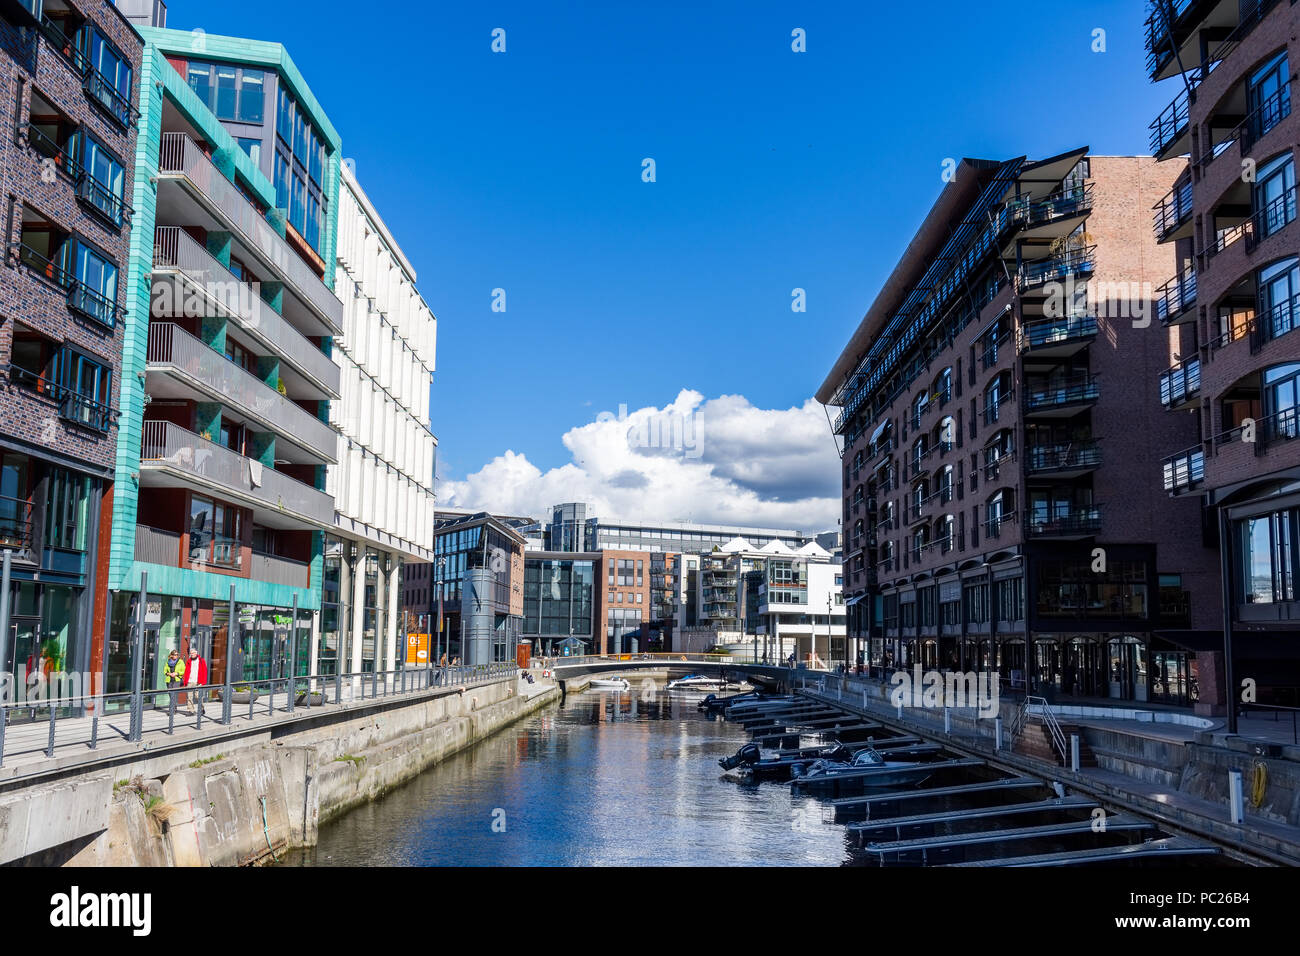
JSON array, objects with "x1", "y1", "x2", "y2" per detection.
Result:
[
  {"x1": 188, "y1": 753, "x2": 224, "y2": 769},
  {"x1": 334, "y1": 754, "x2": 364, "y2": 768},
  {"x1": 275, "y1": 379, "x2": 287, "y2": 396},
  {"x1": 113, "y1": 779, "x2": 129, "y2": 793},
  {"x1": 199, "y1": 429, "x2": 212, "y2": 441}
]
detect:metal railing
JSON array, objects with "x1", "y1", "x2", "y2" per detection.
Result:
[
  {"x1": 1153, "y1": 177, "x2": 1194, "y2": 239},
  {"x1": 134, "y1": 524, "x2": 181, "y2": 565},
  {"x1": 1026, "y1": 506, "x2": 1103, "y2": 537},
  {"x1": 13, "y1": 241, "x2": 121, "y2": 328},
  {"x1": 75, "y1": 170, "x2": 130, "y2": 226},
  {"x1": 0, "y1": 662, "x2": 519, "y2": 770},
  {"x1": 1162, "y1": 444, "x2": 1205, "y2": 493},
  {"x1": 1241, "y1": 82, "x2": 1292, "y2": 153},
  {"x1": 1207, "y1": 186, "x2": 1297, "y2": 258},
  {"x1": 1149, "y1": 87, "x2": 1191, "y2": 155},
  {"x1": 82, "y1": 69, "x2": 132, "y2": 128},
  {"x1": 1154, "y1": 267, "x2": 1197, "y2": 325},
  {"x1": 152, "y1": 227, "x2": 341, "y2": 396},
  {"x1": 146, "y1": 321, "x2": 337, "y2": 460},
  {"x1": 982, "y1": 389, "x2": 1014, "y2": 426},
  {"x1": 1020, "y1": 313, "x2": 1098, "y2": 350},
  {"x1": 983, "y1": 509, "x2": 1018, "y2": 540},
  {"x1": 993, "y1": 184, "x2": 1093, "y2": 237},
  {"x1": 1159, "y1": 356, "x2": 1201, "y2": 408},
  {"x1": 249, "y1": 550, "x2": 310, "y2": 588},
  {"x1": 0, "y1": 493, "x2": 34, "y2": 553},
  {"x1": 139, "y1": 420, "x2": 334, "y2": 527},
  {"x1": 1018, "y1": 247, "x2": 1096, "y2": 288},
  {"x1": 1143, "y1": 0, "x2": 1196, "y2": 75},
  {"x1": 1024, "y1": 375, "x2": 1100, "y2": 412},
  {"x1": 156, "y1": 133, "x2": 342, "y2": 333},
  {"x1": 1026, "y1": 440, "x2": 1101, "y2": 473}
]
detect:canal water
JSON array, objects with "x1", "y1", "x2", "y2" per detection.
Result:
[{"x1": 284, "y1": 688, "x2": 853, "y2": 866}]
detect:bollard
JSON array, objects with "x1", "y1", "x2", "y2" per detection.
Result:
[
  {"x1": 896, "y1": 701, "x2": 903, "y2": 720},
  {"x1": 862, "y1": 690, "x2": 868, "y2": 708},
  {"x1": 995, "y1": 716, "x2": 1003, "y2": 750},
  {"x1": 1228, "y1": 769, "x2": 1244, "y2": 825},
  {"x1": 1070, "y1": 734, "x2": 1080, "y2": 772},
  {"x1": 944, "y1": 707, "x2": 951, "y2": 734}
]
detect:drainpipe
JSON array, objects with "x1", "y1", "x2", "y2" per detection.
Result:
[{"x1": 1219, "y1": 504, "x2": 1236, "y2": 734}]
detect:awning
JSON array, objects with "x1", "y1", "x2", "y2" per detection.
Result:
[
  {"x1": 845, "y1": 594, "x2": 865, "y2": 607},
  {"x1": 869, "y1": 419, "x2": 890, "y2": 445}
]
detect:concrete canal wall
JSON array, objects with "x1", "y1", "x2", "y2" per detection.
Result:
[{"x1": 1, "y1": 678, "x2": 559, "y2": 867}]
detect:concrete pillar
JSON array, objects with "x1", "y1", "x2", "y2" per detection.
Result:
[
  {"x1": 349, "y1": 547, "x2": 366, "y2": 695},
  {"x1": 386, "y1": 556, "x2": 401, "y2": 676},
  {"x1": 308, "y1": 599, "x2": 321, "y2": 684}
]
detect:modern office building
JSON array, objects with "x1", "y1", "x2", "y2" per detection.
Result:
[
  {"x1": 1146, "y1": 0, "x2": 1299, "y2": 709},
  {"x1": 597, "y1": 547, "x2": 652, "y2": 654},
  {"x1": 0, "y1": 0, "x2": 141, "y2": 701},
  {"x1": 430, "y1": 511, "x2": 525, "y2": 664},
  {"x1": 521, "y1": 550, "x2": 596, "y2": 655},
  {"x1": 104, "y1": 7, "x2": 343, "y2": 692},
  {"x1": 818, "y1": 149, "x2": 1222, "y2": 705},
  {"x1": 319, "y1": 163, "x2": 437, "y2": 677}
]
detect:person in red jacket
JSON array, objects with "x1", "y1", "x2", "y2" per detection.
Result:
[{"x1": 183, "y1": 646, "x2": 208, "y2": 715}]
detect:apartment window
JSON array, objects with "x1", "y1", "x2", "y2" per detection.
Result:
[
  {"x1": 59, "y1": 348, "x2": 112, "y2": 431},
  {"x1": 1254, "y1": 153, "x2": 1296, "y2": 242},
  {"x1": 274, "y1": 85, "x2": 328, "y2": 252},
  {"x1": 45, "y1": 467, "x2": 92, "y2": 551},
  {"x1": 1240, "y1": 510, "x2": 1296, "y2": 604},
  {"x1": 185, "y1": 61, "x2": 265, "y2": 125},
  {"x1": 236, "y1": 137, "x2": 262, "y2": 166},
  {"x1": 1263, "y1": 362, "x2": 1300, "y2": 441},
  {"x1": 80, "y1": 28, "x2": 132, "y2": 126},
  {"x1": 189, "y1": 495, "x2": 243, "y2": 569},
  {"x1": 963, "y1": 582, "x2": 989, "y2": 625},
  {"x1": 75, "y1": 132, "x2": 126, "y2": 225},
  {"x1": 918, "y1": 586, "x2": 936, "y2": 627},
  {"x1": 900, "y1": 600, "x2": 916, "y2": 629},
  {"x1": 996, "y1": 577, "x2": 1024, "y2": 623},
  {"x1": 1248, "y1": 51, "x2": 1291, "y2": 143}
]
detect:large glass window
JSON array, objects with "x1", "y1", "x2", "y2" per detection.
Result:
[
  {"x1": 71, "y1": 242, "x2": 118, "y2": 326},
  {"x1": 1255, "y1": 153, "x2": 1296, "y2": 241},
  {"x1": 237, "y1": 69, "x2": 264, "y2": 123},
  {"x1": 1249, "y1": 51, "x2": 1291, "y2": 141},
  {"x1": 57, "y1": 347, "x2": 112, "y2": 430},
  {"x1": 1241, "y1": 510, "x2": 1296, "y2": 604},
  {"x1": 1259, "y1": 258, "x2": 1299, "y2": 344},
  {"x1": 45, "y1": 467, "x2": 92, "y2": 551},
  {"x1": 82, "y1": 28, "x2": 132, "y2": 124}
]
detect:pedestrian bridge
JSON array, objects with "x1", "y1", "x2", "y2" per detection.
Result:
[{"x1": 540, "y1": 653, "x2": 825, "y2": 687}]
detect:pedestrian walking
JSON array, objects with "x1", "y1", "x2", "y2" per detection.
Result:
[{"x1": 183, "y1": 646, "x2": 208, "y2": 715}]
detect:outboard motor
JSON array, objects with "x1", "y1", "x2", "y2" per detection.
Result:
[
  {"x1": 718, "y1": 742, "x2": 762, "y2": 771},
  {"x1": 822, "y1": 742, "x2": 851, "y2": 764},
  {"x1": 698, "y1": 693, "x2": 717, "y2": 712}
]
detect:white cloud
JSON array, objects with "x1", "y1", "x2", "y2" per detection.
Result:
[{"x1": 440, "y1": 389, "x2": 841, "y2": 531}]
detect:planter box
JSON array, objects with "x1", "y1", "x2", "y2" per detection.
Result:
[
  {"x1": 231, "y1": 690, "x2": 260, "y2": 704},
  {"x1": 295, "y1": 691, "x2": 325, "y2": 707}
]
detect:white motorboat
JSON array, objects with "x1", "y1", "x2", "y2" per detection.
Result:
[
  {"x1": 589, "y1": 676, "x2": 630, "y2": 691},
  {"x1": 666, "y1": 674, "x2": 728, "y2": 692}
]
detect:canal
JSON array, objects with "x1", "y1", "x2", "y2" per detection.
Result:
[{"x1": 284, "y1": 688, "x2": 852, "y2": 866}]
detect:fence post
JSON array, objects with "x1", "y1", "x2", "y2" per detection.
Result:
[
  {"x1": 0, "y1": 549, "x2": 10, "y2": 767},
  {"x1": 1070, "y1": 733, "x2": 1080, "y2": 772},
  {"x1": 1228, "y1": 770, "x2": 1244, "y2": 825},
  {"x1": 287, "y1": 594, "x2": 298, "y2": 714},
  {"x1": 995, "y1": 716, "x2": 1003, "y2": 751},
  {"x1": 944, "y1": 707, "x2": 951, "y2": 734}
]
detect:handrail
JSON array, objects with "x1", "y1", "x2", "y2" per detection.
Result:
[
  {"x1": 1149, "y1": 87, "x2": 1191, "y2": 155},
  {"x1": 1152, "y1": 177, "x2": 1194, "y2": 238},
  {"x1": 1162, "y1": 444, "x2": 1205, "y2": 492},
  {"x1": 1154, "y1": 267, "x2": 1196, "y2": 325},
  {"x1": 1207, "y1": 185, "x2": 1297, "y2": 258},
  {"x1": 1159, "y1": 356, "x2": 1201, "y2": 407},
  {"x1": 1025, "y1": 695, "x2": 1068, "y2": 763}
]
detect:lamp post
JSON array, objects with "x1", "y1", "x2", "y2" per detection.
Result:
[{"x1": 435, "y1": 555, "x2": 446, "y2": 679}]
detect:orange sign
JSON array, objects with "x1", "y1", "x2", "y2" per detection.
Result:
[{"x1": 406, "y1": 632, "x2": 430, "y2": 665}]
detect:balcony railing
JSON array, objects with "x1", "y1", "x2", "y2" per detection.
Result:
[
  {"x1": 993, "y1": 184, "x2": 1094, "y2": 237},
  {"x1": 1026, "y1": 507, "x2": 1103, "y2": 537},
  {"x1": 1143, "y1": 0, "x2": 1196, "y2": 75},
  {"x1": 1207, "y1": 186, "x2": 1297, "y2": 259},
  {"x1": 982, "y1": 390, "x2": 1015, "y2": 426},
  {"x1": 1149, "y1": 87, "x2": 1191, "y2": 156},
  {"x1": 1154, "y1": 268, "x2": 1197, "y2": 325},
  {"x1": 250, "y1": 550, "x2": 310, "y2": 588},
  {"x1": 75, "y1": 170, "x2": 130, "y2": 227},
  {"x1": 1024, "y1": 376, "x2": 1100, "y2": 412},
  {"x1": 1153, "y1": 178, "x2": 1194, "y2": 240},
  {"x1": 979, "y1": 327, "x2": 1011, "y2": 369},
  {"x1": 1018, "y1": 246, "x2": 1096, "y2": 289},
  {"x1": 147, "y1": 322, "x2": 337, "y2": 462},
  {"x1": 984, "y1": 510, "x2": 1018, "y2": 541},
  {"x1": 139, "y1": 420, "x2": 334, "y2": 529},
  {"x1": 82, "y1": 68, "x2": 132, "y2": 129},
  {"x1": 134, "y1": 524, "x2": 181, "y2": 566},
  {"x1": 13, "y1": 242, "x2": 121, "y2": 328},
  {"x1": 1159, "y1": 357, "x2": 1201, "y2": 408},
  {"x1": 152, "y1": 227, "x2": 340, "y2": 397},
  {"x1": 1259, "y1": 407, "x2": 1300, "y2": 449},
  {"x1": 1241, "y1": 82, "x2": 1292, "y2": 153},
  {"x1": 1162, "y1": 445, "x2": 1205, "y2": 493},
  {"x1": 1026, "y1": 441, "x2": 1102, "y2": 473},
  {"x1": 157, "y1": 134, "x2": 342, "y2": 333},
  {"x1": 6, "y1": 363, "x2": 116, "y2": 433},
  {"x1": 1021, "y1": 313, "x2": 1098, "y2": 350}
]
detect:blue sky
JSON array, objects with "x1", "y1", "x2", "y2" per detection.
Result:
[{"x1": 164, "y1": 0, "x2": 1171, "y2": 526}]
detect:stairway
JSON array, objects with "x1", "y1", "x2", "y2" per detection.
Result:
[{"x1": 1014, "y1": 722, "x2": 1096, "y2": 767}]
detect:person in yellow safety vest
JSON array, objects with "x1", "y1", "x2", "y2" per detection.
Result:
[{"x1": 164, "y1": 650, "x2": 185, "y2": 695}]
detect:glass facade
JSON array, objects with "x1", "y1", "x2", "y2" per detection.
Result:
[
  {"x1": 274, "y1": 85, "x2": 328, "y2": 252},
  {"x1": 522, "y1": 558, "x2": 594, "y2": 650}
]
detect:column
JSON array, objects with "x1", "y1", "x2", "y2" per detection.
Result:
[
  {"x1": 350, "y1": 546, "x2": 365, "y2": 694},
  {"x1": 385, "y1": 555, "x2": 401, "y2": 677}
]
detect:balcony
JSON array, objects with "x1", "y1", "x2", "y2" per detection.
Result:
[
  {"x1": 1026, "y1": 506, "x2": 1103, "y2": 538},
  {"x1": 0, "y1": 492, "x2": 34, "y2": 558},
  {"x1": 1207, "y1": 186, "x2": 1297, "y2": 260},
  {"x1": 1024, "y1": 376, "x2": 1100, "y2": 417},
  {"x1": 7, "y1": 363, "x2": 117, "y2": 434},
  {"x1": 1020, "y1": 313, "x2": 1097, "y2": 357},
  {"x1": 1159, "y1": 357, "x2": 1201, "y2": 409},
  {"x1": 1240, "y1": 81, "x2": 1292, "y2": 154},
  {"x1": 134, "y1": 524, "x2": 181, "y2": 566},
  {"x1": 983, "y1": 510, "x2": 1018, "y2": 541},
  {"x1": 1153, "y1": 178, "x2": 1194, "y2": 242},
  {"x1": 75, "y1": 170, "x2": 130, "y2": 228},
  {"x1": 146, "y1": 323, "x2": 337, "y2": 464},
  {"x1": 1018, "y1": 247, "x2": 1096, "y2": 291},
  {"x1": 1162, "y1": 445, "x2": 1205, "y2": 494},
  {"x1": 1149, "y1": 87, "x2": 1192, "y2": 158},
  {"x1": 1154, "y1": 268, "x2": 1197, "y2": 326},
  {"x1": 1259, "y1": 408, "x2": 1300, "y2": 450},
  {"x1": 1025, "y1": 441, "x2": 1102, "y2": 478},
  {"x1": 152, "y1": 227, "x2": 340, "y2": 399},
  {"x1": 156, "y1": 134, "x2": 342, "y2": 336},
  {"x1": 138, "y1": 420, "x2": 334, "y2": 531},
  {"x1": 250, "y1": 551, "x2": 310, "y2": 589},
  {"x1": 1143, "y1": 0, "x2": 1200, "y2": 79},
  {"x1": 83, "y1": 67, "x2": 132, "y2": 129},
  {"x1": 13, "y1": 242, "x2": 121, "y2": 329},
  {"x1": 993, "y1": 184, "x2": 1094, "y2": 241}
]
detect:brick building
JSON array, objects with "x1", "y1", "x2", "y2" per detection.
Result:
[
  {"x1": 818, "y1": 149, "x2": 1222, "y2": 706},
  {"x1": 1146, "y1": 0, "x2": 1300, "y2": 713},
  {"x1": 0, "y1": 0, "x2": 141, "y2": 702}
]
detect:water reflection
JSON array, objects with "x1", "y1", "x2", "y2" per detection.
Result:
[{"x1": 284, "y1": 689, "x2": 852, "y2": 867}]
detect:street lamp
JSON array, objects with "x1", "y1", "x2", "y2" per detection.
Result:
[{"x1": 435, "y1": 555, "x2": 447, "y2": 678}]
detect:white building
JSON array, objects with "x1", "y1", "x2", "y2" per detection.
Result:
[{"x1": 316, "y1": 164, "x2": 438, "y2": 678}]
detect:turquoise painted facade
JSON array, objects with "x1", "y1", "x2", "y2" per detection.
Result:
[{"x1": 109, "y1": 31, "x2": 344, "y2": 614}]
